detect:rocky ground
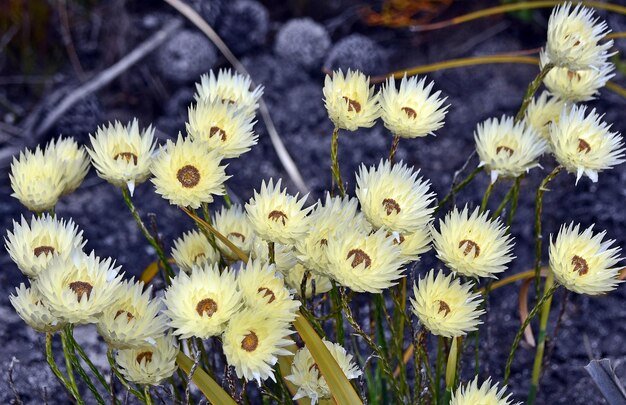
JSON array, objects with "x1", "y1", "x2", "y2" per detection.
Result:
[{"x1": 1, "y1": 1, "x2": 626, "y2": 403}]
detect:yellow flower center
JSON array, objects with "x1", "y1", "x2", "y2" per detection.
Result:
[
  {"x1": 268, "y1": 210, "x2": 288, "y2": 225},
  {"x1": 177, "y1": 165, "x2": 201, "y2": 188},
  {"x1": 209, "y1": 126, "x2": 227, "y2": 142},
  {"x1": 33, "y1": 245, "x2": 55, "y2": 257},
  {"x1": 69, "y1": 281, "x2": 93, "y2": 302},
  {"x1": 401, "y1": 106, "x2": 417, "y2": 119},
  {"x1": 459, "y1": 239, "x2": 481, "y2": 258},
  {"x1": 114, "y1": 152, "x2": 138, "y2": 165},
  {"x1": 496, "y1": 145, "x2": 515, "y2": 157},
  {"x1": 577, "y1": 139, "x2": 591, "y2": 154},
  {"x1": 437, "y1": 300, "x2": 451, "y2": 317},
  {"x1": 241, "y1": 331, "x2": 259, "y2": 352},
  {"x1": 342, "y1": 96, "x2": 362, "y2": 113},
  {"x1": 382, "y1": 198, "x2": 401, "y2": 215},
  {"x1": 347, "y1": 249, "x2": 372, "y2": 269},
  {"x1": 257, "y1": 287, "x2": 276, "y2": 303},
  {"x1": 136, "y1": 351, "x2": 153, "y2": 364},
  {"x1": 571, "y1": 255, "x2": 589, "y2": 276},
  {"x1": 196, "y1": 298, "x2": 218, "y2": 317}
]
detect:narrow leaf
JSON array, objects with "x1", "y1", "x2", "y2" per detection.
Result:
[{"x1": 176, "y1": 351, "x2": 237, "y2": 405}]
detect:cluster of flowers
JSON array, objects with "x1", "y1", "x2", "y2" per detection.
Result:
[{"x1": 5, "y1": 2, "x2": 625, "y2": 403}]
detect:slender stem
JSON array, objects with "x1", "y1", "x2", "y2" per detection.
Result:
[
  {"x1": 223, "y1": 189, "x2": 233, "y2": 208},
  {"x1": 144, "y1": 386, "x2": 153, "y2": 405},
  {"x1": 66, "y1": 332, "x2": 110, "y2": 391},
  {"x1": 480, "y1": 179, "x2": 496, "y2": 214},
  {"x1": 107, "y1": 349, "x2": 146, "y2": 401},
  {"x1": 491, "y1": 182, "x2": 515, "y2": 219},
  {"x1": 121, "y1": 188, "x2": 175, "y2": 281},
  {"x1": 435, "y1": 336, "x2": 444, "y2": 403},
  {"x1": 533, "y1": 166, "x2": 562, "y2": 298},
  {"x1": 201, "y1": 203, "x2": 218, "y2": 248},
  {"x1": 515, "y1": 63, "x2": 554, "y2": 123},
  {"x1": 436, "y1": 167, "x2": 483, "y2": 212},
  {"x1": 330, "y1": 281, "x2": 345, "y2": 345},
  {"x1": 46, "y1": 332, "x2": 79, "y2": 400},
  {"x1": 503, "y1": 284, "x2": 558, "y2": 385},
  {"x1": 330, "y1": 126, "x2": 345, "y2": 197},
  {"x1": 267, "y1": 241, "x2": 275, "y2": 265},
  {"x1": 63, "y1": 326, "x2": 109, "y2": 404},
  {"x1": 61, "y1": 329, "x2": 80, "y2": 401},
  {"x1": 507, "y1": 176, "x2": 522, "y2": 228},
  {"x1": 389, "y1": 134, "x2": 401, "y2": 163}
]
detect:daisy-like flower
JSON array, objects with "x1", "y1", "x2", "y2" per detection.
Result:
[
  {"x1": 356, "y1": 160, "x2": 435, "y2": 233},
  {"x1": 541, "y1": 53, "x2": 615, "y2": 102},
  {"x1": 213, "y1": 204, "x2": 256, "y2": 260},
  {"x1": 411, "y1": 270, "x2": 484, "y2": 337},
  {"x1": 35, "y1": 250, "x2": 123, "y2": 324},
  {"x1": 323, "y1": 69, "x2": 380, "y2": 131},
  {"x1": 187, "y1": 99, "x2": 257, "y2": 158},
  {"x1": 222, "y1": 309, "x2": 294, "y2": 384},
  {"x1": 9, "y1": 147, "x2": 65, "y2": 213},
  {"x1": 549, "y1": 223, "x2": 623, "y2": 295},
  {"x1": 295, "y1": 194, "x2": 371, "y2": 274},
  {"x1": 475, "y1": 116, "x2": 548, "y2": 183},
  {"x1": 45, "y1": 137, "x2": 90, "y2": 195},
  {"x1": 379, "y1": 74, "x2": 448, "y2": 139},
  {"x1": 87, "y1": 120, "x2": 156, "y2": 196},
  {"x1": 97, "y1": 279, "x2": 168, "y2": 349},
  {"x1": 151, "y1": 135, "x2": 229, "y2": 209},
  {"x1": 524, "y1": 91, "x2": 566, "y2": 141},
  {"x1": 115, "y1": 334, "x2": 178, "y2": 386},
  {"x1": 163, "y1": 263, "x2": 241, "y2": 339},
  {"x1": 194, "y1": 69, "x2": 264, "y2": 118},
  {"x1": 431, "y1": 206, "x2": 514, "y2": 279},
  {"x1": 451, "y1": 376, "x2": 518, "y2": 405},
  {"x1": 5, "y1": 214, "x2": 85, "y2": 278},
  {"x1": 10, "y1": 283, "x2": 63, "y2": 333},
  {"x1": 385, "y1": 226, "x2": 432, "y2": 262},
  {"x1": 171, "y1": 229, "x2": 220, "y2": 273},
  {"x1": 283, "y1": 263, "x2": 333, "y2": 298},
  {"x1": 251, "y1": 239, "x2": 298, "y2": 274},
  {"x1": 238, "y1": 260, "x2": 300, "y2": 322},
  {"x1": 326, "y1": 228, "x2": 406, "y2": 293},
  {"x1": 550, "y1": 105, "x2": 625, "y2": 184},
  {"x1": 285, "y1": 340, "x2": 362, "y2": 404},
  {"x1": 545, "y1": 2, "x2": 613, "y2": 71},
  {"x1": 245, "y1": 179, "x2": 312, "y2": 245}
]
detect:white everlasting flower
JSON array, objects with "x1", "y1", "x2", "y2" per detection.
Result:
[
  {"x1": 97, "y1": 279, "x2": 168, "y2": 349},
  {"x1": 379, "y1": 74, "x2": 448, "y2": 138},
  {"x1": 45, "y1": 136, "x2": 90, "y2": 195},
  {"x1": 245, "y1": 179, "x2": 312, "y2": 245},
  {"x1": 282, "y1": 263, "x2": 333, "y2": 298},
  {"x1": 545, "y1": 2, "x2": 613, "y2": 71},
  {"x1": 87, "y1": 119, "x2": 156, "y2": 195},
  {"x1": 411, "y1": 270, "x2": 484, "y2": 338},
  {"x1": 356, "y1": 159, "x2": 435, "y2": 233},
  {"x1": 384, "y1": 226, "x2": 432, "y2": 262},
  {"x1": 431, "y1": 205, "x2": 514, "y2": 279},
  {"x1": 451, "y1": 376, "x2": 519, "y2": 405},
  {"x1": 35, "y1": 250, "x2": 124, "y2": 324},
  {"x1": 524, "y1": 91, "x2": 566, "y2": 141},
  {"x1": 9, "y1": 147, "x2": 65, "y2": 213},
  {"x1": 550, "y1": 105, "x2": 625, "y2": 184},
  {"x1": 194, "y1": 69, "x2": 264, "y2": 118},
  {"x1": 475, "y1": 116, "x2": 548, "y2": 183},
  {"x1": 212, "y1": 204, "x2": 256, "y2": 261},
  {"x1": 187, "y1": 99, "x2": 257, "y2": 158},
  {"x1": 251, "y1": 238, "x2": 298, "y2": 274},
  {"x1": 115, "y1": 334, "x2": 178, "y2": 386},
  {"x1": 171, "y1": 229, "x2": 220, "y2": 273},
  {"x1": 163, "y1": 263, "x2": 241, "y2": 339},
  {"x1": 10, "y1": 283, "x2": 63, "y2": 333},
  {"x1": 323, "y1": 69, "x2": 380, "y2": 131},
  {"x1": 286, "y1": 340, "x2": 362, "y2": 404},
  {"x1": 5, "y1": 214, "x2": 85, "y2": 278},
  {"x1": 550, "y1": 223, "x2": 623, "y2": 295}
]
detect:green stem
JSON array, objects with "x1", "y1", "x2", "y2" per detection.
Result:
[
  {"x1": 61, "y1": 329, "x2": 80, "y2": 402},
  {"x1": 533, "y1": 166, "x2": 562, "y2": 298},
  {"x1": 63, "y1": 326, "x2": 107, "y2": 404},
  {"x1": 491, "y1": 181, "x2": 515, "y2": 219},
  {"x1": 507, "y1": 176, "x2": 523, "y2": 228},
  {"x1": 436, "y1": 167, "x2": 483, "y2": 212},
  {"x1": 503, "y1": 284, "x2": 558, "y2": 385},
  {"x1": 515, "y1": 63, "x2": 554, "y2": 123},
  {"x1": 223, "y1": 188, "x2": 233, "y2": 208},
  {"x1": 330, "y1": 281, "x2": 345, "y2": 345},
  {"x1": 330, "y1": 126, "x2": 346, "y2": 197},
  {"x1": 480, "y1": 179, "x2": 496, "y2": 213},
  {"x1": 107, "y1": 349, "x2": 146, "y2": 401},
  {"x1": 121, "y1": 188, "x2": 175, "y2": 281},
  {"x1": 46, "y1": 333, "x2": 79, "y2": 400},
  {"x1": 435, "y1": 336, "x2": 444, "y2": 404},
  {"x1": 389, "y1": 134, "x2": 401, "y2": 163},
  {"x1": 66, "y1": 332, "x2": 110, "y2": 391},
  {"x1": 144, "y1": 386, "x2": 153, "y2": 405},
  {"x1": 267, "y1": 241, "x2": 275, "y2": 265}
]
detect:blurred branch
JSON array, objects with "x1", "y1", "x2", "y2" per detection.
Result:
[
  {"x1": 584, "y1": 359, "x2": 626, "y2": 404},
  {"x1": 32, "y1": 18, "x2": 183, "y2": 138}
]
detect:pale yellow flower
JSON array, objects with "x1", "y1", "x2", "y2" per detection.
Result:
[
  {"x1": 251, "y1": 238, "x2": 298, "y2": 274},
  {"x1": 550, "y1": 223, "x2": 623, "y2": 295},
  {"x1": 524, "y1": 91, "x2": 566, "y2": 141},
  {"x1": 10, "y1": 283, "x2": 63, "y2": 333},
  {"x1": 45, "y1": 136, "x2": 90, "y2": 195},
  {"x1": 171, "y1": 229, "x2": 220, "y2": 273},
  {"x1": 194, "y1": 69, "x2": 263, "y2": 118},
  {"x1": 542, "y1": 52, "x2": 614, "y2": 102},
  {"x1": 114, "y1": 334, "x2": 178, "y2": 386},
  {"x1": 212, "y1": 204, "x2": 256, "y2": 260},
  {"x1": 323, "y1": 69, "x2": 379, "y2": 131},
  {"x1": 384, "y1": 227, "x2": 432, "y2": 262},
  {"x1": 451, "y1": 376, "x2": 519, "y2": 405},
  {"x1": 282, "y1": 263, "x2": 333, "y2": 298}
]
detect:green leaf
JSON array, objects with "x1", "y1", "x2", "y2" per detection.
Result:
[{"x1": 176, "y1": 351, "x2": 237, "y2": 405}]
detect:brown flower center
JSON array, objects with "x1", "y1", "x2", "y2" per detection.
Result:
[
  {"x1": 578, "y1": 139, "x2": 591, "y2": 154},
  {"x1": 401, "y1": 106, "x2": 417, "y2": 119},
  {"x1": 196, "y1": 298, "x2": 218, "y2": 317},
  {"x1": 347, "y1": 249, "x2": 372, "y2": 269},
  {"x1": 209, "y1": 126, "x2": 227, "y2": 142},
  {"x1": 496, "y1": 145, "x2": 514, "y2": 157},
  {"x1": 176, "y1": 165, "x2": 201, "y2": 188},
  {"x1": 319, "y1": 238, "x2": 328, "y2": 247},
  {"x1": 459, "y1": 239, "x2": 481, "y2": 258},
  {"x1": 33, "y1": 245, "x2": 55, "y2": 257},
  {"x1": 268, "y1": 210, "x2": 288, "y2": 225},
  {"x1": 386, "y1": 232, "x2": 405, "y2": 245},
  {"x1": 571, "y1": 255, "x2": 589, "y2": 276},
  {"x1": 437, "y1": 300, "x2": 451, "y2": 317},
  {"x1": 136, "y1": 351, "x2": 153, "y2": 364},
  {"x1": 69, "y1": 281, "x2": 93, "y2": 302},
  {"x1": 567, "y1": 70, "x2": 581, "y2": 81},
  {"x1": 241, "y1": 331, "x2": 259, "y2": 352},
  {"x1": 114, "y1": 309, "x2": 135, "y2": 322},
  {"x1": 308, "y1": 363, "x2": 321, "y2": 374},
  {"x1": 221, "y1": 98, "x2": 237, "y2": 105},
  {"x1": 114, "y1": 152, "x2": 138, "y2": 165},
  {"x1": 342, "y1": 96, "x2": 361, "y2": 113},
  {"x1": 193, "y1": 252, "x2": 207, "y2": 264},
  {"x1": 257, "y1": 287, "x2": 276, "y2": 303},
  {"x1": 382, "y1": 198, "x2": 401, "y2": 215}
]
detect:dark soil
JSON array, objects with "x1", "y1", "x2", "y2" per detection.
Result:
[{"x1": 1, "y1": 1, "x2": 626, "y2": 404}]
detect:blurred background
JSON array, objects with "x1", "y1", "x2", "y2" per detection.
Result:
[{"x1": 1, "y1": 0, "x2": 626, "y2": 403}]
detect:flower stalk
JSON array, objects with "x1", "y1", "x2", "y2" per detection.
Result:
[
  {"x1": 330, "y1": 126, "x2": 346, "y2": 197},
  {"x1": 515, "y1": 63, "x2": 554, "y2": 122}
]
